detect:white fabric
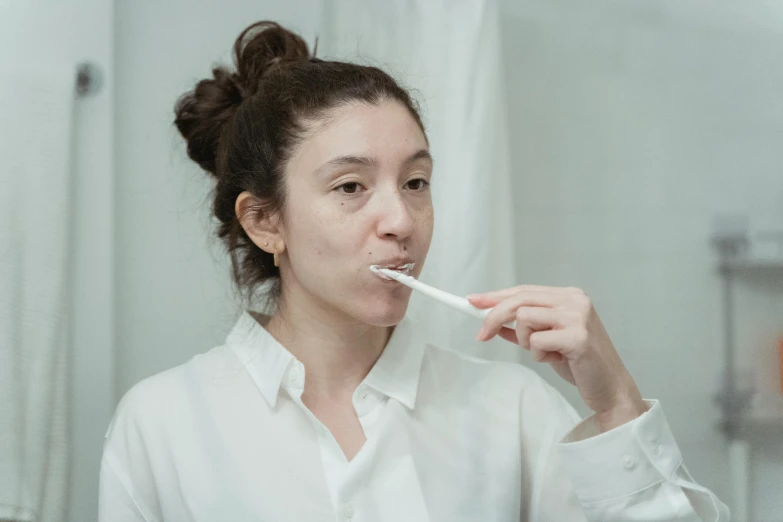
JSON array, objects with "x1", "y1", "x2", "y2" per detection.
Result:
[
  {"x1": 321, "y1": 0, "x2": 519, "y2": 362},
  {"x1": 99, "y1": 311, "x2": 729, "y2": 521},
  {"x1": 280, "y1": 359, "x2": 390, "y2": 511},
  {"x1": 0, "y1": 62, "x2": 74, "y2": 521}
]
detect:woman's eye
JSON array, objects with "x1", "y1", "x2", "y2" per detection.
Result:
[
  {"x1": 337, "y1": 182, "x2": 363, "y2": 194},
  {"x1": 406, "y1": 178, "x2": 430, "y2": 191}
]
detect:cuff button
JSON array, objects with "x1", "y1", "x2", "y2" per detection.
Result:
[{"x1": 622, "y1": 455, "x2": 636, "y2": 470}]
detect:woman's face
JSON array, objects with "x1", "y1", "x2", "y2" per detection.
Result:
[{"x1": 279, "y1": 99, "x2": 434, "y2": 326}]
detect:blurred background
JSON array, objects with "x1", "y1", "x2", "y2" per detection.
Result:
[{"x1": 1, "y1": 0, "x2": 782, "y2": 520}]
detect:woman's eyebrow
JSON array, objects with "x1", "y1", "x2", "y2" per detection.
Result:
[
  {"x1": 312, "y1": 149, "x2": 433, "y2": 177},
  {"x1": 405, "y1": 149, "x2": 433, "y2": 166},
  {"x1": 312, "y1": 155, "x2": 377, "y2": 177}
]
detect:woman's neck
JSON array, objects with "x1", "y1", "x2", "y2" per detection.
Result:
[{"x1": 260, "y1": 293, "x2": 393, "y2": 403}]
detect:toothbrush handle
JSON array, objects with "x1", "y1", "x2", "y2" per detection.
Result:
[
  {"x1": 407, "y1": 276, "x2": 518, "y2": 329},
  {"x1": 387, "y1": 270, "x2": 518, "y2": 330}
]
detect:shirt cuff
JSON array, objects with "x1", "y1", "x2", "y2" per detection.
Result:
[{"x1": 555, "y1": 399, "x2": 683, "y2": 505}]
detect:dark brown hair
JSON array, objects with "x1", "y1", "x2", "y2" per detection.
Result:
[{"x1": 173, "y1": 21, "x2": 426, "y2": 307}]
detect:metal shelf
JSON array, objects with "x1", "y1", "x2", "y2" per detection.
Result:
[
  {"x1": 722, "y1": 255, "x2": 783, "y2": 271},
  {"x1": 711, "y1": 225, "x2": 783, "y2": 522}
]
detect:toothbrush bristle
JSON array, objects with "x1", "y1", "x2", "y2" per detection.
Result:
[{"x1": 369, "y1": 264, "x2": 414, "y2": 281}]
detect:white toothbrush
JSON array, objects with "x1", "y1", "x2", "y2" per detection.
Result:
[{"x1": 370, "y1": 266, "x2": 517, "y2": 330}]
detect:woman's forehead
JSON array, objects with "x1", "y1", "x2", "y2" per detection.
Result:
[{"x1": 291, "y1": 101, "x2": 429, "y2": 171}]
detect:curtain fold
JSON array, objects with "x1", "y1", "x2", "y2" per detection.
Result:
[{"x1": 0, "y1": 61, "x2": 74, "y2": 522}]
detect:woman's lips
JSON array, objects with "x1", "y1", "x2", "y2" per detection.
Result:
[{"x1": 370, "y1": 262, "x2": 415, "y2": 280}]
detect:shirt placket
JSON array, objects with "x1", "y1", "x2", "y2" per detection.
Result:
[{"x1": 281, "y1": 359, "x2": 388, "y2": 522}]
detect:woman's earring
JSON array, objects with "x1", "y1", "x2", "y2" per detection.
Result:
[{"x1": 273, "y1": 250, "x2": 279, "y2": 267}]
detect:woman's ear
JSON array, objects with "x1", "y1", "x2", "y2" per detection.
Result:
[{"x1": 235, "y1": 191, "x2": 283, "y2": 254}]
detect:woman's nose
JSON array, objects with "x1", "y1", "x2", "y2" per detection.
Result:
[{"x1": 376, "y1": 190, "x2": 415, "y2": 239}]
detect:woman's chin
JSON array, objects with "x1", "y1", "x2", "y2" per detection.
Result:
[
  {"x1": 356, "y1": 297, "x2": 409, "y2": 327},
  {"x1": 333, "y1": 278, "x2": 412, "y2": 326}
]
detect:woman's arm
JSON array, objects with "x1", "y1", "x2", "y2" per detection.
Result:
[
  {"x1": 468, "y1": 285, "x2": 729, "y2": 520},
  {"x1": 533, "y1": 385, "x2": 729, "y2": 521}
]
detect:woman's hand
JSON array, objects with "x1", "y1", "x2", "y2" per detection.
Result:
[{"x1": 468, "y1": 285, "x2": 648, "y2": 432}]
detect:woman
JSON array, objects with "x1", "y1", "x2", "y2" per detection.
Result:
[{"x1": 99, "y1": 21, "x2": 729, "y2": 521}]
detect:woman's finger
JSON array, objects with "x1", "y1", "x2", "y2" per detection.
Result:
[
  {"x1": 529, "y1": 328, "x2": 582, "y2": 359},
  {"x1": 468, "y1": 289, "x2": 567, "y2": 313},
  {"x1": 497, "y1": 327, "x2": 518, "y2": 344},
  {"x1": 537, "y1": 352, "x2": 565, "y2": 363},
  {"x1": 497, "y1": 328, "x2": 565, "y2": 363},
  {"x1": 468, "y1": 284, "x2": 581, "y2": 304},
  {"x1": 483, "y1": 292, "x2": 567, "y2": 335},
  {"x1": 478, "y1": 304, "x2": 564, "y2": 342},
  {"x1": 514, "y1": 307, "x2": 567, "y2": 349}
]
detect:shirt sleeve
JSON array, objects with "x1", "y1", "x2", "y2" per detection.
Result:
[
  {"x1": 98, "y1": 386, "x2": 163, "y2": 522},
  {"x1": 99, "y1": 449, "x2": 157, "y2": 522},
  {"x1": 534, "y1": 386, "x2": 730, "y2": 521}
]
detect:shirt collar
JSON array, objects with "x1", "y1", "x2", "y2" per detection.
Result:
[
  {"x1": 227, "y1": 311, "x2": 426, "y2": 410},
  {"x1": 227, "y1": 312, "x2": 293, "y2": 409}
]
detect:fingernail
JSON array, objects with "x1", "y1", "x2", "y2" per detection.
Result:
[
  {"x1": 475, "y1": 328, "x2": 486, "y2": 341},
  {"x1": 466, "y1": 294, "x2": 480, "y2": 300}
]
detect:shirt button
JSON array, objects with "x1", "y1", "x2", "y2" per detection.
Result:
[
  {"x1": 341, "y1": 503, "x2": 354, "y2": 519},
  {"x1": 653, "y1": 444, "x2": 662, "y2": 457},
  {"x1": 287, "y1": 363, "x2": 301, "y2": 386},
  {"x1": 622, "y1": 455, "x2": 636, "y2": 470}
]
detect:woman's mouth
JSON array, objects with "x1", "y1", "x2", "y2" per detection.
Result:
[{"x1": 369, "y1": 262, "x2": 415, "y2": 280}]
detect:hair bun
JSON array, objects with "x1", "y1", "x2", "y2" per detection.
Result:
[
  {"x1": 174, "y1": 21, "x2": 311, "y2": 176},
  {"x1": 232, "y1": 21, "x2": 311, "y2": 97},
  {"x1": 173, "y1": 66, "x2": 242, "y2": 176}
]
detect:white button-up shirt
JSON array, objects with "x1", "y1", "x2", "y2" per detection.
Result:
[{"x1": 99, "y1": 311, "x2": 729, "y2": 521}]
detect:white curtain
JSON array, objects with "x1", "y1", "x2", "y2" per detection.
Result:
[
  {"x1": 0, "y1": 62, "x2": 74, "y2": 522},
  {"x1": 321, "y1": 0, "x2": 520, "y2": 361}
]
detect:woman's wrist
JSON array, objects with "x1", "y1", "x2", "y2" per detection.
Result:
[{"x1": 595, "y1": 393, "x2": 648, "y2": 433}]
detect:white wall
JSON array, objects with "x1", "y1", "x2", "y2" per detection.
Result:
[
  {"x1": 1, "y1": 1, "x2": 115, "y2": 521},
  {"x1": 499, "y1": 0, "x2": 783, "y2": 518},
  {"x1": 113, "y1": 2, "x2": 323, "y2": 396}
]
